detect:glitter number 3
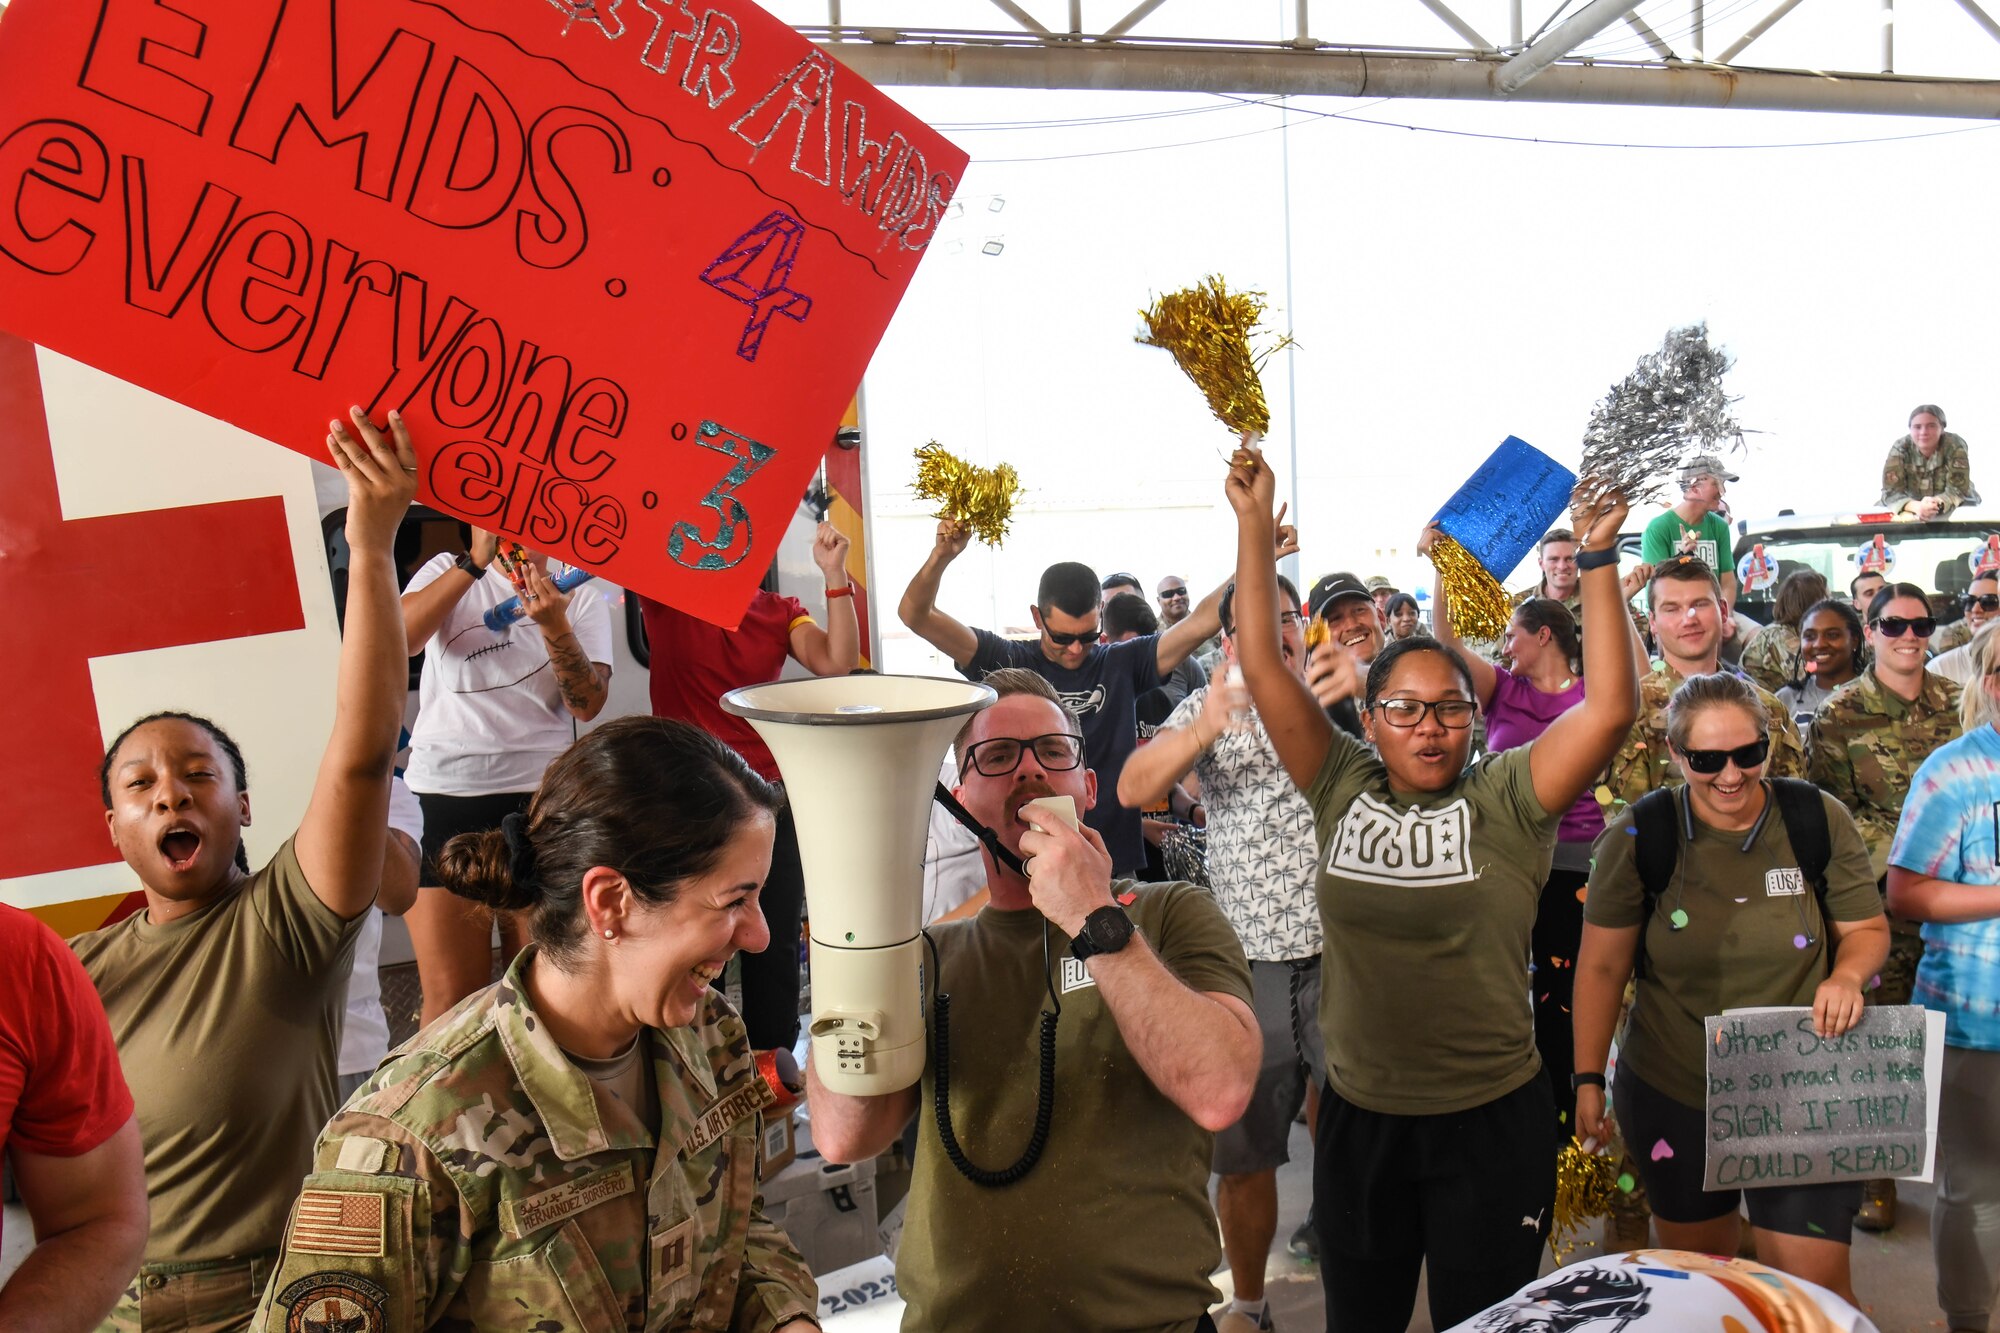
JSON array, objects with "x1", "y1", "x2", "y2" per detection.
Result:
[{"x1": 668, "y1": 420, "x2": 776, "y2": 571}]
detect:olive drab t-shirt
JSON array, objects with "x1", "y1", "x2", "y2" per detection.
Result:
[
  {"x1": 897, "y1": 882, "x2": 1252, "y2": 1333},
  {"x1": 1305, "y1": 738, "x2": 1563, "y2": 1116},
  {"x1": 1586, "y1": 788, "x2": 1884, "y2": 1107},
  {"x1": 70, "y1": 839, "x2": 362, "y2": 1264}
]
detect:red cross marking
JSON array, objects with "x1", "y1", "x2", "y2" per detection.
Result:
[{"x1": 1, "y1": 333, "x2": 305, "y2": 881}]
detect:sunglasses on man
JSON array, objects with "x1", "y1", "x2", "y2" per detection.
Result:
[
  {"x1": 1870, "y1": 615, "x2": 1937, "y2": 639},
  {"x1": 1159, "y1": 587, "x2": 1190, "y2": 601},
  {"x1": 1674, "y1": 735, "x2": 1771, "y2": 774},
  {"x1": 1044, "y1": 626, "x2": 1102, "y2": 647}
]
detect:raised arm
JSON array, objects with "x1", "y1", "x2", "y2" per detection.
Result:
[
  {"x1": 789, "y1": 522, "x2": 860, "y2": 677},
  {"x1": 1531, "y1": 488, "x2": 1640, "y2": 816},
  {"x1": 295, "y1": 408, "x2": 418, "y2": 921},
  {"x1": 898, "y1": 519, "x2": 980, "y2": 669},
  {"x1": 1419, "y1": 521, "x2": 1498, "y2": 707},
  {"x1": 1571, "y1": 920, "x2": 1639, "y2": 1144},
  {"x1": 1118, "y1": 681, "x2": 1244, "y2": 809},
  {"x1": 1224, "y1": 450, "x2": 1333, "y2": 790},
  {"x1": 400, "y1": 527, "x2": 496, "y2": 655},
  {"x1": 1157, "y1": 507, "x2": 1298, "y2": 676},
  {"x1": 520, "y1": 562, "x2": 610, "y2": 721}
]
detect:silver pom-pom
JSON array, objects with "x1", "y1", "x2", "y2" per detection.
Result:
[{"x1": 1575, "y1": 322, "x2": 1743, "y2": 505}]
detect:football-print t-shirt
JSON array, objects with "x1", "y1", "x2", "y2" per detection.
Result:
[{"x1": 1305, "y1": 737, "x2": 1561, "y2": 1115}]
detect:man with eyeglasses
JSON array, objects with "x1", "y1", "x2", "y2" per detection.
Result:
[
  {"x1": 901, "y1": 519, "x2": 1288, "y2": 876},
  {"x1": 1119, "y1": 577, "x2": 1324, "y2": 1329},
  {"x1": 1806, "y1": 580, "x2": 1964, "y2": 1233},
  {"x1": 806, "y1": 668, "x2": 1258, "y2": 1333},
  {"x1": 1595, "y1": 555, "x2": 1805, "y2": 1249},
  {"x1": 1930, "y1": 574, "x2": 1999, "y2": 655}
]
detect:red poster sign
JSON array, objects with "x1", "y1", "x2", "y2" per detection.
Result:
[{"x1": 0, "y1": 0, "x2": 962, "y2": 625}]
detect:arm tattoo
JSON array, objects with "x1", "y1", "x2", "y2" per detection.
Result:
[{"x1": 543, "y1": 628, "x2": 608, "y2": 717}]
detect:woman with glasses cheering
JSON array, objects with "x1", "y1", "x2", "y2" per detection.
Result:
[
  {"x1": 1224, "y1": 451, "x2": 1638, "y2": 1332},
  {"x1": 1575, "y1": 673, "x2": 1887, "y2": 1300},
  {"x1": 1803, "y1": 581, "x2": 1963, "y2": 1231}
]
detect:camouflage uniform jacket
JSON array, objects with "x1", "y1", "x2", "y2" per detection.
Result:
[
  {"x1": 1806, "y1": 668, "x2": 1963, "y2": 878},
  {"x1": 1737, "y1": 621, "x2": 1799, "y2": 695},
  {"x1": 1932, "y1": 619, "x2": 1976, "y2": 654},
  {"x1": 253, "y1": 950, "x2": 817, "y2": 1333},
  {"x1": 1598, "y1": 663, "x2": 1806, "y2": 817},
  {"x1": 1880, "y1": 432, "x2": 1982, "y2": 515}
]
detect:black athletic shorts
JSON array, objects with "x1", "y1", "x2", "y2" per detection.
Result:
[
  {"x1": 1614, "y1": 1061, "x2": 1862, "y2": 1242},
  {"x1": 413, "y1": 790, "x2": 534, "y2": 884}
]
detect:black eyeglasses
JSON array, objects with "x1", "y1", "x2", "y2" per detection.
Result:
[
  {"x1": 1159, "y1": 587, "x2": 1189, "y2": 600},
  {"x1": 1675, "y1": 735, "x2": 1770, "y2": 774},
  {"x1": 964, "y1": 733, "x2": 1085, "y2": 777},
  {"x1": 1372, "y1": 698, "x2": 1477, "y2": 729},
  {"x1": 1967, "y1": 595, "x2": 2000, "y2": 612},
  {"x1": 1871, "y1": 615, "x2": 1937, "y2": 639},
  {"x1": 1044, "y1": 626, "x2": 1102, "y2": 648}
]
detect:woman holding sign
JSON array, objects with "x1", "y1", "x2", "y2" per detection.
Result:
[
  {"x1": 1574, "y1": 673, "x2": 1888, "y2": 1303},
  {"x1": 1225, "y1": 450, "x2": 1638, "y2": 1331},
  {"x1": 1888, "y1": 624, "x2": 2000, "y2": 1333}
]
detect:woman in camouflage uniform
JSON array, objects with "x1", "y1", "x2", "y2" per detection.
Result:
[
  {"x1": 1739, "y1": 570, "x2": 1828, "y2": 695},
  {"x1": 255, "y1": 718, "x2": 819, "y2": 1333}
]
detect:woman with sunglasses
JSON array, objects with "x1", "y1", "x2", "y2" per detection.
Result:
[
  {"x1": 1887, "y1": 626, "x2": 2000, "y2": 1333},
  {"x1": 1225, "y1": 452, "x2": 1638, "y2": 1331},
  {"x1": 1804, "y1": 581, "x2": 1963, "y2": 1230},
  {"x1": 1778, "y1": 598, "x2": 1865, "y2": 728},
  {"x1": 1575, "y1": 673, "x2": 1888, "y2": 1301}
]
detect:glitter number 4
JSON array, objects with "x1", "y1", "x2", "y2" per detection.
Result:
[
  {"x1": 699, "y1": 211, "x2": 813, "y2": 362},
  {"x1": 668, "y1": 420, "x2": 776, "y2": 571}
]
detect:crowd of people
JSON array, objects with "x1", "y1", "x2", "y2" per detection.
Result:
[{"x1": 3, "y1": 402, "x2": 1999, "y2": 1333}]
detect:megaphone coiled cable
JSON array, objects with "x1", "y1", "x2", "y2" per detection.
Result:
[{"x1": 924, "y1": 925, "x2": 1062, "y2": 1188}]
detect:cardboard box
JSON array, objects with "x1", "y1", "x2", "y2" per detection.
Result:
[
  {"x1": 760, "y1": 1107, "x2": 797, "y2": 1176},
  {"x1": 762, "y1": 1154, "x2": 880, "y2": 1277}
]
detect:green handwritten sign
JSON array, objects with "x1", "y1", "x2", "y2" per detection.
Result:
[{"x1": 1701, "y1": 1004, "x2": 1943, "y2": 1192}]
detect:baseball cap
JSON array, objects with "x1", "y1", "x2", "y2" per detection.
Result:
[
  {"x1": 1363, "y1": 575, "x2": 1397, "y2": 594},
  {"x1": 1679, "y1": 454, "x2": 1740, "y2": 486},
  {"x1": 1309, "y1": 572, "x2": 1372, "y2": 620}
]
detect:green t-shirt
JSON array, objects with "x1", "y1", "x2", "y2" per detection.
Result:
[
  {"x1": 1585, "y1": 788, "x2": 1883, "y2": 1107},
  {"x1": 897, "y1": 881, "x2": 1252, "y2": 1333},
  {"x1": 1641, "y1": 508, "x2": 1733, "y2": 573},
  {"x1": 71, "y1": 839, "x2": 361, "y2": 1264},
  {"x1": 1305, "y1": 738, "x2": 1562, "y2": 1115}
]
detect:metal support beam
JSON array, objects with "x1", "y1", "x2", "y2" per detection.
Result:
[
  {"x1": 988, "y1": 0, "x2": 1050, "y2": 35},
  {"x1": 1691, "y1": 0, "x2": 1705, "y2": 59},
  {"x1": 1715, "y1": 0, "x2": 1809, "y2": 63},
  {"x1": 1101, "y1": 0, "x2": 1169, "y2": 40},
  {"x1": 819, "y1": 41, "x2": 2000, "y2": 118},
  {"x1": 1498, "y1": 0, "x2": 1651, "y2": 90},
  {"x1": 1511, "y1": 0, "x2": 1524, "y2": 48},
  {"x1": 1955, "y1": 0, "x2": 2000, "y2": 45},
  {"x1": 1624, "y1": 10, "x2": 1676, "y2": 59},
  {"x1": 1881, "y1": 0, "x2": 1894, "y2": 72},
  {"x1": 1416, "y1": 0, "x2": 1497, "y2": 51}
]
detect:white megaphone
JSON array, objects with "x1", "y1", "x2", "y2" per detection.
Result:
[{"x1": 722, "y1": 674, "x2": 995, "y2": 1095}]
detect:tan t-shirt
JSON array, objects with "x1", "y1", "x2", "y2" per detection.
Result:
[
  {"x1": 1306, "y1": 739, "x2": 1563, "y2": 1116},
  {"x1": 71, "y1": 839, "x2": 361, "y2": 1263},
  {"x1": 1586, "y1": 788, "x2": 1883, "y2": 1107},
  {"x1": 897, "y1": 881, "x2": 1253, "y2": 1333}
]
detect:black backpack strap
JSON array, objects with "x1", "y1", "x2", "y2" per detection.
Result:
[
  {"x1": 1629, "y1": 787, "x2": 1681, "y2": 982},
  {"x1": 1769, "y1": 777, "x2": 1836, "y2": 976}
]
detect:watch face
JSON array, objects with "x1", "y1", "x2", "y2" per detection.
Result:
[{"x1": 1086, "y1": 908, "x2": 1132, "y2": 951}]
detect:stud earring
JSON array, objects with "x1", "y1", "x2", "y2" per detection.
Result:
[{"x1": 603, "y1": 929, "x2": 616, "y2": 940}]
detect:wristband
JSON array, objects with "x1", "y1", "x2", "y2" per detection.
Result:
[
  {"x1": 1571, "y1": 1071, "x2": 1607, "y2": 1092},
  {"x1": 1576, "y1": 547, "x2": 1620, "y2": 571},
  {"x1": 453, "y1": 552, "x2": 486, "y2": 580},
  {"x1": 825, "y1": 584, "x2": 854, "y2": 600}
]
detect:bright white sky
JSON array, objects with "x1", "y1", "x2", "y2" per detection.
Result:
[{"x1": 800, "y1": 5, "x2": 2000, "y2": 669}]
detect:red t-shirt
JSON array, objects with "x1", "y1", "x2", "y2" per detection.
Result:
[
  {"x1": 641, "y1": 590, "x2": 813, "y2": 781},
  {"x1": 0, "y1": 904, "x2": 134, "y2": 1247}
]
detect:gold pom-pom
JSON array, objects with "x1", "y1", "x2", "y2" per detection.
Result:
[
  {"x1": 1551, "y1": 1137, "x2": 1622, "y2": 1257},
  {"x1": 912, "y1": 442, "x2": 1022, "y2": 547},
  {"x1": 1137, "y1": 276, "x2": 1292, "y2": 436},
  {"x1": 1428, "y1": 533, "x2": 1512, "y2": 641}
]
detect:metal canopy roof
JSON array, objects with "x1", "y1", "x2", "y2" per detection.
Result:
[{"x1": 798, "y1": 0, "x2": 2000, "y2": 117}]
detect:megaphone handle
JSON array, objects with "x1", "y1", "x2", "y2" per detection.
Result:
[{"x1": 933, "y1": 783, "x2": 1027, "y2": 877}]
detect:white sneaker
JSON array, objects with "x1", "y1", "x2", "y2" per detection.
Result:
[{"x1": 1216, "y1": 1308, "x2": 1273, "y2": 1333}]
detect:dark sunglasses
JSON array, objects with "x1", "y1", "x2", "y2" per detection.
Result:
[
  {"x1": 1967, "y1": 595, "x2": 2000, "y2": 612},
  {"x1": 1871, "y1": 615, "x2": 1937, "y2": 639},
  {"x1": 1159, "y1": 587, "x2": 1190, "y2": 600},
  {"x1": 1044, "y1": 626, "x2": 1102, "y2": 647},
  {"x1": 1675, "y1": 735, "x2": 1770, "y2": 774}
]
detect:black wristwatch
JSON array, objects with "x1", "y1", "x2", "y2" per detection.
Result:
[
  {"x1": 1576, "y1": 547, "x2": 1620, "y2": 571},
  {"x1": 1070, "y1": 906, "x2": 1135, "y2": 962},
  {"x1": 1571, "y1": 1071, "x2": 1607, "y2": 1092},
  {"x1": 453, "y1": 552, "x2": 487, "y2": 580}
]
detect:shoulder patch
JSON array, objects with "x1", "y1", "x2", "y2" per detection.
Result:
[
  {"x1": 683, "y1": 1079, "x2": 772, "y2": 1157},
  {"x1": 287, "y1": 1190, "x2": 387, "y2": 1257},
  {"x1": 499, "y1": 1161, "x2": 637, "y2": 1239},
  {"x1": 275, "y1": 1272, "x2": 388, "y2": 1333}
]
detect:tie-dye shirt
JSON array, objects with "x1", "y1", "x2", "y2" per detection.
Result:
[{"x1": 1888, "y1": 724, "x2": 2000, "y2": 1050}]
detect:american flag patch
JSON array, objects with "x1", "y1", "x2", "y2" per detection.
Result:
[{"x1": 288, "y1": 1190, "x2": 386, "y2": 1257}]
